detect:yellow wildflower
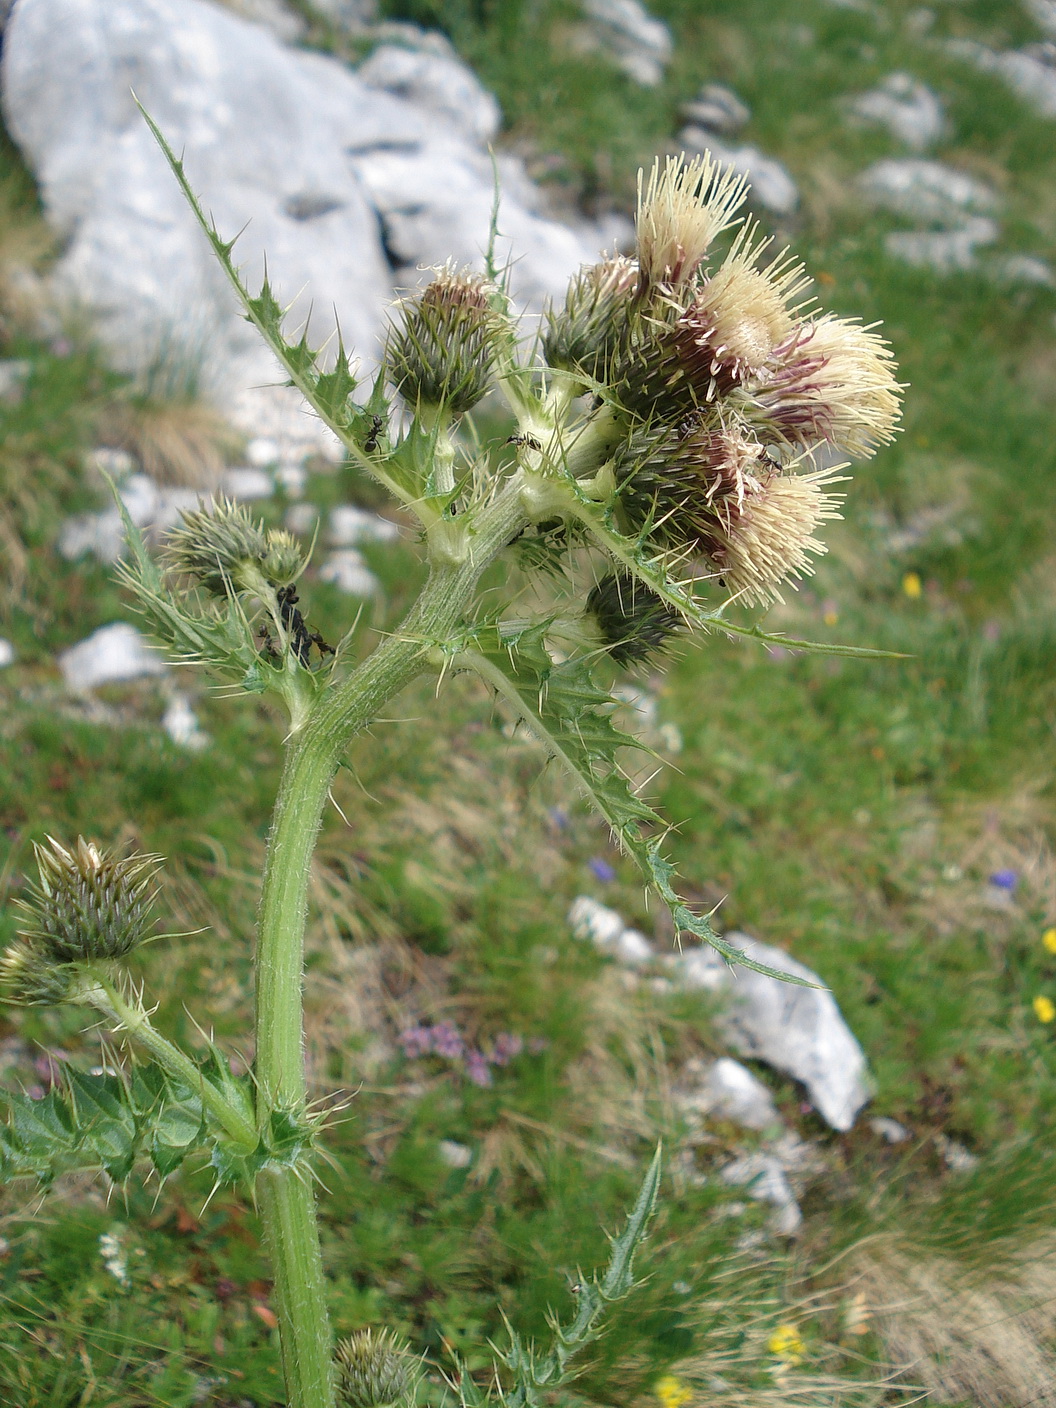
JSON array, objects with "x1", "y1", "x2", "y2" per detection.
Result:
[
  {"x1": 655, "y1": 1374, "x2": 693, "y2": 1408},
  {"x1": 1043, "y1": 928, "x2": 1056, "y2": 955},
  {"x1": 901, "y1": 571, "x2": 922, "y2": 599},
  {"x1": 767, "y1": 1323, "x2": 805, "y2": 1365},
  {"x1": 1033, "y1": 996, "x2": 1055, "y2": 1024}
]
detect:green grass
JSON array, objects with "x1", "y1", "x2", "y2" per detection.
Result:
[{"x1": 3, "y1": 0, "x2": 1056, "y2": 1401}]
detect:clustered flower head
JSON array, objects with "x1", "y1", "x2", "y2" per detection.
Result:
[
  {"x1": 544, "y1": 153, "x2": 902, "y2": 628},
  {"x1": 334, "y1": 1327, "x2": 417, "y2": 1408},
  {"x1": 166, "y1": 498, "x2": 305, "y2": 597},
  {"x1": 2, "y1": 837, "x2": 163, "y2": 1004},
  {"x1": 398, "y1": 1021, "x2": 526, "y2": 1087},
  {"x1": 385, "y1": 264, "x2": 499, "y2": 414}
]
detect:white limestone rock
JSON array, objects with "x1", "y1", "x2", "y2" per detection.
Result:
[
  {"x1": 318, "y1": 548, "x2": 380, "y2": 595},
  {"x1": 681, "y1": 83, "x2": 750, "y2": 135},
  {"x1": 675, "y1": 1056, "x2": 783, "y2": 1133},
  {"x1": 719, "y1": 1153, "x2": 802, "y2": 1235},
  {"x1": 579, "y1": 0, "x2": 672, "y2": 86},
  {"x1": 0, "y1": 358, "x2": 31, "y2": 403},
  {"x1": 162, "y1": 691, "x2": 209, "y2": 750},
  {"x1": 885, "y1": 218, "x2": 999, "y2": 273},
  {"x1": 849, "y1": 72, "x2": 946, "y2": 150},
  {"x1": 220, "y1": 467, "x2": 274, "y2": 500},
  {"x1": 869, "y1": 1116, "x2": 910, "y2": 1144},
  {"x1": 858, "y1": 158, "x2": 998, "y2": 224},
  {"x1": 358, "y1": 43, "x2": 501, "y2": 145},
  {"x1": 681, "y1": 133, "x2": 798, "y2": 215},
  {"x1": 328, "y1": 504, "x2": 401, "y2": 546},
  {"x1": 568, "y1": 896, "x2": 654, "y2": 967},
  {"x1": 671, "y1": 932, "x2": 872, "y2": 1132},
  {"x1": 1026, "y1": 0, "x2": 1056, "y2": 40},
  {"x1": 438, "y1": 1138, "x2": 472, "y2": 1168},
  {"x1": 58, "y1": 473, "x2": 201, "y2": 563},
  {"x1": 59, "y1": 622, "x2": 167, "y2": 691},
  {"x1": 946, "y1": 37, "x2": 1056, "y2": 120},
  {"x1": 1, "y1": 0, "x2": 599, "y2": 416},
  {"x1": 0, "y1": 639, "x2": 14, "y2": 668}
]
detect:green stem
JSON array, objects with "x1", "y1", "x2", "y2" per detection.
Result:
[
  {"x1": 87, "y1": 976, "x2": 257, "y2": 1150},
  {"x1": 252, "y1": 478, "x2": 530, "y2": 1408}
]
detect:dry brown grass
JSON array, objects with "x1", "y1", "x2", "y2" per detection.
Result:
[
  {"x1": 852, "y1": 1234, "x2": 1056, "y2": 1406},
  {"x1": 101, "y1": 394, "x2": 242, "y2": 486}
]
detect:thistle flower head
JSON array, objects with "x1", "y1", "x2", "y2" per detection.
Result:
[
  {"x1": 636, "y1": 153, "x2": 748, "y2": 288},
  {"x1": 386, "y1": 265, "x2": 498, "y2": 414},
  {"x1": 166, "y1": 498, "x2": 270, "y2": 596},
  {"x1": 543, "y1": 255, "x2": 639, "y2": 381},
  {"x1": 706, "y1": 463, "x2": 845, "y2": 606},
  {"x1": 334, "y1": 1328, "x2": 417, "y2": 1408},
  {"x1": 15, "y1": 836, "x2": 163, "y2": 965},
  {"x1": 750, "y1": 314, "x2": 902, "y2": 458},
  {"x1": 587, "y1": 572, "x2": 682, "y2": 666},
  {"x1": 677, "y1": 226, "x2": 812, "y2": 390}
]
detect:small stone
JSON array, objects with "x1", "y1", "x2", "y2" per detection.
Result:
[
  {"x1": 273, "y1": 463, "x2": 306, "y2": 497},
  {"x1": 671, "y1": 933, "x2": 871, "y2": 1132},
  {"x1": 578, "y1": 0, "x2": 673, "y2": 86},
  {"x1": 0, "y1": 639, "x2": 14, "y2": 668},
  {"x1": 58, "y1": 475, "x2": 201, "y2": 563},
  {"x1": 221, "y1": 467, "x2": 274, "y2": 500},
  {"x1": 285, "y1": 503, "x2": 319, "y2": 535},
  {"x1": 675, "y1": 1056, "x2": 783, "y2": 1132},
  {"x1": 946, "y1": 38, "x2": 1056, "y2": 120},
  {"x1": 59, "y1": 622, "x2": 167, "y2": 691},
  {"x1": 849, "y1": 73, "x2": 946, "y2": 150},
  {"x1": 681, "y1": 83, "x2": 750, "y2": 134},
  {"x1": 858, "y1": 159, "x2": 999, "y2": 224},
  {"x1": 989, "y1": 253, "x2": 1055, "y2": 286},
  {"x1": 317, "y1": 548, "x2": 381, "y2": 595},
  {"x1": 328, "y1": 505, "x2": 401, "y2": 546},
  {"x1": 1026, "y1": 0, "x2": 1056, "y2": 40},
  {"x1": 936, "y1": 1135, "x2": 979, "y2": 1172},
  {"x1": 437, "y1": 1139, "x2": 472, "y2": 1168},
  {"x1": 0, "y1": 358, "x2": 31, "y2": 403},
  {"x1": 884, "y1": 219, "x2": 999, "y2": 273},
  {"x1": 869, "y1": 1116, "x2": 910, "y2": 1143},
  {"x1": 246, "y1": 437, "x2": 282, "y2": 468},
  {"x1": 719, "y1": 1154, "x2": 802, "y2": 1234},
  {"x1": 682, "y1": 133, "x2": 798, "y2": 215},
  {"x1": 162, "y1": 692, "x2": 208, "y2": 751},
  {"x1": 568, "y1": 895, "x2": 654, "y2": 966}
]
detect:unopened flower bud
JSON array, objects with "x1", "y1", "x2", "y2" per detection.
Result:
[
  {"x1": 334, "y1": 1328, "x2": 416, "y2": 1408},
  {"x1": 543, "y1": 256, "x2": 638, "y2": 381},
  {"x1": 261, "y1": 529, "x2": 306, "y2": 588},
  {"x1": 16, "y1": 836, "x2": 162, "y2": 965},
  {"x1": 166, "y1": 499, "x2": 270, "y2": 596},
  {"x1": 587, "y1": 572, "x2": 681, "y2": 666},
  {"x1": 0, "y1": 936, "x2": 74, "y2": 1006},
  {"x1": 386, "y1": 267, "x2": 498, "y2": 414}
]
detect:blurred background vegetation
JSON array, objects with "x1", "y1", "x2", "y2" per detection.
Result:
[{"x1": 2, "y1": 0, "x2": 1056, "y2": 1403}]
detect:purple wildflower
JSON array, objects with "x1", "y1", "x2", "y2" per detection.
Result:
[
  {"x1": 588, "y1": 856, "x2": 616, "y2": 883},
  {"x1": 399, "y1": 1025, "x2": 435, "y2": 1058},
  {"x1": 464, "y1": 1050, "x2": 493, "y2": 1087},
  {"x1": 549, "y1": 807, "x2": 570, "y2": 831},
  {"x1": 489, "y1": 1033, "x2": 524, "y2": 1067},
  {"x1": 990, "y1": 869, "x2": 1018, "y2": 892},
  {"x1": 430, "y1": 1021, "x2": 465, "y2": 1059}
]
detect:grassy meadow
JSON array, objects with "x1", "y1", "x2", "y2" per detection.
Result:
[{"x1": 2, "y1": 0, "x2": 1056, "y2": 1402}]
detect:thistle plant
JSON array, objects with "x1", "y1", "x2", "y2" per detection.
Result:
[{"x1": 0, "y1": 135, "x2": 901, "y2": 1408}]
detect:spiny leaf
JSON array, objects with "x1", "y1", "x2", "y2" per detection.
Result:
[
  {"x1": 455, "y1": 624, "x2": 815, "y2": 983},
  {"x1": 495, "y1": 1146, "x2": 661, "y2": 1406},
  {"x1": 136, "y1": 101, "x2": 422, "y2": 513}
]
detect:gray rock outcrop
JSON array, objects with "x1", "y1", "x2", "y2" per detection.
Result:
[
  {"x1": 849, "y1": 73, "x2": 946, "y2": 150},
  {"x1": 1, "y1": 0, "x2": 599, "y2": 428}
]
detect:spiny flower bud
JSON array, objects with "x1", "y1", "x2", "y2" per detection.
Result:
[
  {"x1": 261, "y1": 529, "x2": 306, "y2": 588},
  {"x1": 705, "y1": 464, "x2": 845, "y2": 607},
  {"x1": 15, "y1": 836, "x2": 163, "y2": 964},
  {"x1": 543, "y1": 255, "x2": 639, "y2": 381},
  {"x1": 166, "y1": 499, "x2": 270, "y2": 596},
  {"x1": 386, "y1": 266, "x2": 498, "y2": 414},
  {"x1": 0, "y1": 936, "x2": 74, "y2": 1007},
  {"x1": 587, "y1": 572, "x2": 681, "y2": 666},
  {"x1": 334, "y1": 1328, "x2": 416, "y2": 1408},
  {"x1": 636, "y1": 153, "x2": 749, "y2": 289},
  {"x1": 747, "y1": 314, "x2": 902, "y2": 458}
]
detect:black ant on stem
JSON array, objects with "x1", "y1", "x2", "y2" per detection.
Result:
[{"x1": 258, "y1": 585, "x2": 334, "y2": 667}]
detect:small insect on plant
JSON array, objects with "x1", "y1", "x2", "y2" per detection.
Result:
[{"x1": 0, "y1": 120, "x2": 901, "y2": 1408}]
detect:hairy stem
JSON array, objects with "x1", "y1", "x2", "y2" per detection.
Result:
[
  {"x1": 253, "y1": 477, "x2": 530, "y2": 1408},
  {"x1": 87, "y1": 975, "x2": 258, "y2": 1150}
]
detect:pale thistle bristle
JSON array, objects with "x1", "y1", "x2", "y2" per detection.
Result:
[
  {"x1": 711, "y1": 464, "x2": 846, "y2": 607},
  {"x1": 636, "y1": 153, "x2": 749, "y2": 287}
]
